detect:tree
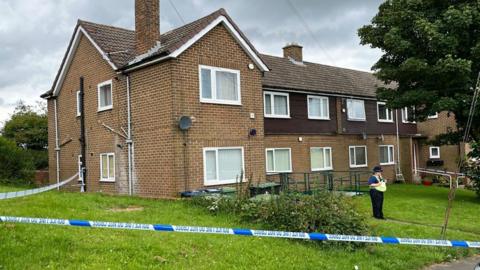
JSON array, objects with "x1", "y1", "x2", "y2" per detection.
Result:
[
  {"x1": 358, "y1": 0, "x2": 480, "y2": 144},
  {"x1": 2, "y1": 101, "x2": 48, "y2": 150},
  {"x1": 0, "y1": 136, "x2": 35, "y2": 184},
  {"x1": 1, "y1": 101, "x2": 48, "y2": 169}
]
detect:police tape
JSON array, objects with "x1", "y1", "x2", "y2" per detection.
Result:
[
  {"x1": 1, "y1": 216, "x2": 479, "y2": 248},
  {"x1": 0, "y1": 174, "x2": 78, "y2": 200}
]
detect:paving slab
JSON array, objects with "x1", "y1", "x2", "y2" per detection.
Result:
[{"x1": 425, "y1": 255, "x2": 480, "y2": 270}]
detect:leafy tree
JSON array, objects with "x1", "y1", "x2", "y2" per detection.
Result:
[
  {"x1": 358, "y1": 0, "x2": 480, "y2": 144},
  {"x1": 0, "y1": 136, "x2": 35, "y2": 184},
  {"x1": 1, "y1": 101, "x2": 48, "y2": 169},
  {"x1": 2, "y1": 101, "x2": 48, "y2": 150}
]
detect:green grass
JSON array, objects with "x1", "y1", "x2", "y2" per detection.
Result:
[{"x1": 0, "y1": 185, "x2": 478, "y2": 269}]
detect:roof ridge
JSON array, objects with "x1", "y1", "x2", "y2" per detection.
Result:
[{"x1": 260, "y1": 53, "x2": 374, "y2": 75}]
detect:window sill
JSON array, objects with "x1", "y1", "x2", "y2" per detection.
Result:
[
  {"x1": 98, "y1": 106, "x2": 113, "y2": 113},
  {"x1": 377, "y1": 119, "x2": 394, "y2": 123},
  {"x1": 308, "y1": 117, "x2": 330, "y2": 121},
  {"x1": 312, "y1": 168, "x2": 333, "y2": 172},
  {"x1": 99, "y1": 179, "x2": 115, "y2": 183},
  {"x1": 347, "y1": 118, "x2": 366, "y2": 122},
  {"x1": 379, "y1": 163, "x2": 394, "y2": 166},
  {"x1": 264, "y1": 115, "x2": 291, "y2": 119},
  {"x1": 204, "y1": 179, "x2": 247, "y2": 186},
  {"x1": 200, "y1": 99, "x2": 242, "y2": 106},
  {"x1": 266, "y1": 171, "x2": 292, "y2": 175},
  {"x1": 349, "y1": 165, "x2": 368, "y2": 168}
]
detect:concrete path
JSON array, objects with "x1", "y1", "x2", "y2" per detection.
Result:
[{"x1": 425, "y1": 255, "x2": 480, "y2": 270}]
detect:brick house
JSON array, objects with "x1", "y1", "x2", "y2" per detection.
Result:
[{"x1": 42, "y1": 0, "x2": 446, "y2": 198}]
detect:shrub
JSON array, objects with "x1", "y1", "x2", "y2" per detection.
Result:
[
  {"x1": 465, "y1": 141, "x2": 480, "y2": 198},
  {"x1": 192, "y1": 191, "x2": 368, "y2": 248},
  {"x1": 0, "y1": 136, "x2": 35, "y2": 185},
  {"x1": 27, "y1": 149, "x2": 48, "y2": 170}
]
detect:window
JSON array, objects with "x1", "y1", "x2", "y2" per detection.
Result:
[
  {"x1": 100, "y1": 153, "x2": 115, "y2": 182},
  {"x1": 266, "y1": 148, "x2": 292, "y2": 173},
  {"x1": 76, "y1": 91, "x2": 81, "y2": 117},
  {"x1": 199, "y1": 65, "x2": 241, "y2": 105},
  {"x1": 349, "y1": 146, "x2": 367, "y2": 168},
  {"x1": 402, "y1": 107, "x2": 416, "y2": 123},
  {"x1": 377, "y1": 102, "x2": 393, "y2": 122},
  {"x1": 203, "y1": 147, "x2": 244, "y2": 185},
  {"x1": 78, "y1": 155, "x2": 83, "y2": 182},
  {"x1": 98, "y1": 80, "x2": 113, "y2": 111},
  {"x1": 308, "y1": 95, "x2": 329, "y2": 120},
  {"x1": 379, "y1": 145, "x2": 394, "y2": 165},
  {"x1": 264, "y1": 91, "x2": 289, "y2": 118},
  {"x1": 429, "y1": 146, "x2": 440, "y2": 159},
  {"x1": 346, "y1": 99, "x2": 366, "y2": 121},
  {"x1": 428, "y1": 112, "x2": 439, "y2": 119},
  {"x1": 310, "y1": 147, "x2": 333, "y2": 171}
]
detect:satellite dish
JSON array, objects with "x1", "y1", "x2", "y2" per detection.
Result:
[{"x1": 179, "y1": 116, "x2": 192, "y2": 131}]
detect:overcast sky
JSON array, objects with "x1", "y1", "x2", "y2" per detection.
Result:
[{"x1": 0, "y1": 0, "x2": 383, "y2": 125}]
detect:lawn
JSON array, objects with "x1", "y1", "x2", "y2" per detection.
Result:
[{"x1": 0, "y1": 184, "x2": 478, "y2": 269}]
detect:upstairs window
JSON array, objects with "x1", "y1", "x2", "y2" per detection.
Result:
[
  {"x1": 264, "y1": 92, "x2": 290, "y2": 118},
  {"x1": 429, "y1": 146, "x2": 440, "y2": 159},
  {"x1": 379, "y1": 145, "x2": 394, "y2": 165},
  {"x1": 402, "y1": 107, "x2": 416, "y2": 123},
  {"x1": 346, "y1": 99, "x2": 366, "y2": 121},
  {"x1": 266, "y1": 148, "x2": 292, "y2": 173},
  {"x1": 98, "y1": 80, "x2": 113, "y2": 111},
  {"x1": 310, "y1": 147, "x2": 333, "y2": 171},
  {"x1": 349, "y1": 146, "x2": 367, "y2": 168},
  {"x1": 199, "y1": 65, "x2": 241, "y2": 105},
  {"x1": 76, "y1": 91, "x2": 81, "y2": 117},
  {"x1": 377, "y1": 102, "x2": 393, "y2": 122},
  {"x1": 308, "y1": 95, "x2": 329, "y2": 120}
]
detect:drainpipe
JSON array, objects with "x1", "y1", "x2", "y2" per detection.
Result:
[
  {"x1": 79, "y1": 77, "x2": 87, "y2": 192},
  {"x1": 395, "y1": 109, "x2": 402, "y2": 178},
  {"x1": 54, "y1": 99, "x2": 60, "y2": 190},
  {"x1": 126, "y1": 75, "x2": 133, "y2": 196}
]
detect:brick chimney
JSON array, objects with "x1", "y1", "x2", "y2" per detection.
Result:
[
  {"x1": 135, "y1": 0, "x2": 160, "y2": 55},
  {"x1": 283, "y1": 43, "x2": 303, "y2": 62}
]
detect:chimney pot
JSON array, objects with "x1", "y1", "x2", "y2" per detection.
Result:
[
  {"x1": 135, "y1": 0, "x2": 160, "y2": 55},
  {"x1": 283, "y1": 42, "x2": 303, "y2": 62}
]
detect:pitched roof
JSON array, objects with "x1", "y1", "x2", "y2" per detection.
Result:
[{"x1": 261, "y1": 54, "x2": 383, "y2": 98}]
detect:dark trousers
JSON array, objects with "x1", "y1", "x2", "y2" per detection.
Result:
[{"x1": 369, "y1": 189, "x2": 384, "y2": 219}]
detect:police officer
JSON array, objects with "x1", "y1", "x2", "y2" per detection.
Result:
[{"x1": 368, "y1": 166, "x2": 386, "y2": 219}]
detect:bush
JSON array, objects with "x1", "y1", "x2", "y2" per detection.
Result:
[
  {"x1": 465, "y1": 141, "x2": 480, "y2": 198},
  {"x1": 0, "y1": 136, "x2": 35, "y2": 185},
  {"x1": 192, "y1": 192, "x2": 368, "y2": 248},
  {"x1": 27, "y1": 149, "x2": 48, "y2": 170}
]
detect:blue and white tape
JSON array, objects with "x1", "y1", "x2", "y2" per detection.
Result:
[
  {"x1": 0, "y1": 174, "x2": 78, "y2": 200},
  {"x1": 1, "y1": 216, "x2": 479, "y2": 248}
]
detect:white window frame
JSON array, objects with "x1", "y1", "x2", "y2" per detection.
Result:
[
  {"x1": 99, "y1": 153, "x2": 115, "y2": 182},
  {"x1": 429, "y1": 146, "x2": 441, "y2": 159},
  {"x1": 349, "y1": 145, "x2": 368, "y2": 168},
  {"x1": 78, "y1": 155, "x2": 83, "y2": 182},
  {"x1": 346, "y1": 99, "x2": 366, "y2": 121},
  {"x1": 265, "y1": 148, "x2": 292, "y2": 173},
  {"x1": 264, "y1": 91, "x2": 290, "y2": 118},
  {"x1": 428, "y1": 112, "x2": 439, "y2": 119},
  {"x1": 310, "y1": 147, "x2": 333, "y2": 171},
  {"x1": 203, "y1": 147, "x2": 245, "y2": 186},
  {"x1": 76, "y1": 91, "x2": 81, "y2": 117},
  {"x1": 307, "y1": 95, "x2": 330, "y2": 120},
  {"x1": 97, "y1": 80, "x2": 113, "y2": 112},
  {"x1": 402, "y1": 107, "x2": 416, "y2": 123},
  {"x1": 379, "y1": 145, "x2": 395, "y2": 165},
  {"x1": 377, "y1": 102, "x2": 393, "y2": 122},
  {"x1": 199, "y1": 65, "x2": 241, "y2": 106}
]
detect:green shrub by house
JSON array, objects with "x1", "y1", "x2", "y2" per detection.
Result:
[{"x1": 0, "y1": 136, "x2": 35, "y2": 185}]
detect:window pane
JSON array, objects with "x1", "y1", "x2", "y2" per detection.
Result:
[
  {"x1": 378, "y1": 104, "x2": 387, "y2": 120},
  {"x1": 201, "y1": 69, "x2": 212, "y2": 99},
  {"x1": 266, "y1": 150, "x2": 274, "y2": 172},
  {"x1": 218, "y1": 149, "x2": 242, "y2": 181},
  {"x1": 348, "y1": 100, "x2": 365, "y2": 119},
  {"x1": 274, "y1": 95, "x2": 287, "y2": 115},
  {"x1": 100, "y1": 84, "x2": 112, "y2": 107},
  {"x1": 324, "y1": 148, "x2": 331, "y2": 167},
  {"x1": 389, "y1": 147, "x2": 394, "y2": 163},
  {"x1": 109, "y1": 155, "x2": 114, "y2": 178},
  {"x1": 265, "y1": 94, "x2": 272, "y2": 115},
  {"x1": 355, "y1": 147, "x2": 366, "y2": 165},
  {"x1": 349, "y1": 148, "x2": 355, "y2": 166},
  {"x1": 205, "y1": 151, "x2": 217, "y2": 181},
  {"x1": 275, "y1": 149, "x2": 290, "y2": 171},
  {"x1": 101, "y1": 156, "x2": 108, "y2": 179},
  {"x1": 309, "y1": 98, "x2": 321, "y2": 117},
  {"x1": 216, "y1": 71, "x2": 238, "y2": 101},
  {"x1": 379, "y1": 146, "x2": 388, "y2": 164},
  {"x1": 321, "y1": 98, "x2": 329, "y2": 117},
  {"x1": 311, "y1": 148, "x2": 324, "y2": 169}
]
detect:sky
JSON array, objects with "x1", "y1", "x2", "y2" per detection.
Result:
[{"x1": 0, "y1": 0, "x2": 384, "y2": 126}]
